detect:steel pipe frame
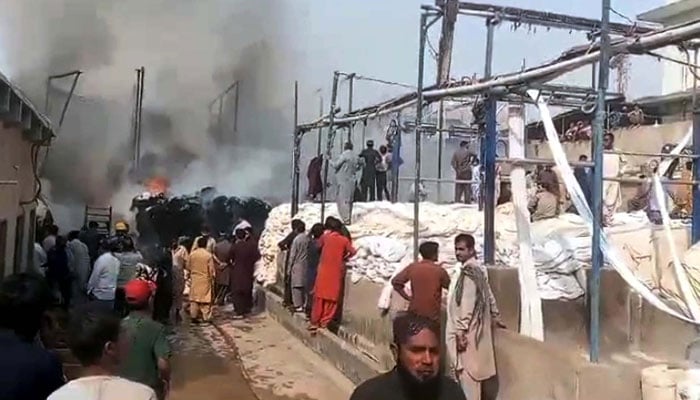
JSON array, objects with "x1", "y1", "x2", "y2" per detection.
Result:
[
  {"x1": 320, "y1": 72, "x2": 341, "y2": 223},
  {"x1": 296, "y1": 18, "x2": 700, "y2": 132},
  {"x1": 589, "y1": 0, "x2": 611, "y2": 364},
  {"x1": 44, "y1": 70, "x2": 83, "y2": 127},
  {"x1": 399, "y1": 176, "x2": 477, "y2": 184},
  {"x1": 410, "y1": 9, "x2": 442, "y2": 260},
  {"x1": 291, "y1": 81, "x2": 300, "y2": 217},
  {"x1": 398, "y1": 174, "x2": 698, "y2": 186},
  {"x1": 497, "y1": 157, "x2": 594, "y2": 168},
  {"x1": 481, "y1": 16, "x2": 498, "y2": 264},
  {"x1": 604, "y1": 150, "x2": 700, "y2": 159},
  {"x1": 605, "y1": 177, "x2": 699, "y2": 185},
  {"x1": 452, "y1": 1, "x2": 654, "y2": 35}
]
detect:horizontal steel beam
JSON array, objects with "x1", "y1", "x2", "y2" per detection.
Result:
[
  {"x1": 454, "y1": 1, "x2": 654, "y2": 35},
  {"x1": 399, "y1": 176, "x2": 477, "y2": 184},
  {"x1": 497, "y1": 157, "x2": 593, "y2": 168},
  {"x1": 605, "y1": 150, "x2": 700, "y2": 158}
]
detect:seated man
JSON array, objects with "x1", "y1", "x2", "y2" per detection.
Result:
[{"x1": 528, "y1": 182, "x2": 560, "y2": 221}]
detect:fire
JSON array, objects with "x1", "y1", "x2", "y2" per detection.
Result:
[{"x1": 145, "y1": 176, "x2": 170, "y2": 195}]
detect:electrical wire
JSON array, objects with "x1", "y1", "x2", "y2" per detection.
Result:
[
  {"x1": 353, "y1": 75, "x2": 416, "y2": 90},
  {"x1": 609, "y1": 6, "x2": 634, "y2": 25},
  {"x1": 426, "y1": 35, "x2": 439, "y2": 61},
  {"x1": 647, "y1": 49, "x2": 700, "y2": 82}
]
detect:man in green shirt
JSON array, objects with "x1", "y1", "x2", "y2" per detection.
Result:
[{"x1": 120, "y1": 279, "x2": 171, "y2": 399}]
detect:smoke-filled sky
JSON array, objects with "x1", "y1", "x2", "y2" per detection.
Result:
[{"x1": 0, "y1": 0, "x2": 663, "y2": 227}]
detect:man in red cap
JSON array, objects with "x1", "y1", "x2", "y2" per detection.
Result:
[{"x1": 119, "y1": 279, "x2": 171, "y2": 400}]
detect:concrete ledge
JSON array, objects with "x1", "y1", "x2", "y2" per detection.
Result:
[{"x1": 263, "y1": 290, "x2": 382, "y2": 385}]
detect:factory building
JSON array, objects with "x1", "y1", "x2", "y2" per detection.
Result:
[{"x1": 0, "y1": 71, "x2": 55, "y2": 278}]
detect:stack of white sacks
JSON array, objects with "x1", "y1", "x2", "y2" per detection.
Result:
[{"x1": 257, "y1": 201, "x2": 669, "y2": 301}]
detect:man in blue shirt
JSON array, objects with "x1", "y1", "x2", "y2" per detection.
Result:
[{"x1": 0, "y1": 273, "x2": 65, "y2": 400}]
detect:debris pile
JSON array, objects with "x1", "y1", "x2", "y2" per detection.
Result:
[{"x1": 132, "y1": 187, "x2": 272, "y2": 249}]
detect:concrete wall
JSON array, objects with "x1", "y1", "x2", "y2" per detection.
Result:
[
  {"x1": 526, "y1": 121, "x2": 692, "y2": 210},
  {"x1": 0, "y1": 122, "x2": 38, "y2": 277},
  {"x1": 527, "y1": 121, "x2": 691, "y2": 165},
  {"x1": 331, "y1": 265, "x2": 698, "y2": 399},
  {"x1": 268, "y1": 275, "x2": 647, "y2": 400}
]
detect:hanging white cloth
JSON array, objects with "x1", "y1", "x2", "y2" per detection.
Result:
[
  {"x1": 507, "y1": 104, "x2": 544, "y2": 340},
  {"x1": 527, "y1": 90, "x2": 700, "y2": 324}
]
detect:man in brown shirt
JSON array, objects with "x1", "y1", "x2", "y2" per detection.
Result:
[{"x1": 391, "y1": 241, "x2": 450, "y2": 321}]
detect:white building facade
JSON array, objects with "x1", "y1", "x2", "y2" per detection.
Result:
[{"x1": 638, "y1": 0, "x2": 700, "y2": 95}]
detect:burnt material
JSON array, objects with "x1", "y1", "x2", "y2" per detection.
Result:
[{"x1": 131, "y1": 189, "x2": 271, "y2": 249}]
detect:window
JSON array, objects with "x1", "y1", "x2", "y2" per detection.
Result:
[
  {"x1": 26, "y1": 209, "x2": 36, "y2": 272},
  {"x1": 0, "y1": 219, "x2": 6, "y2": 278},
  {"x1": 14, "y1": 213, "x2": 24, "y2": 274}
]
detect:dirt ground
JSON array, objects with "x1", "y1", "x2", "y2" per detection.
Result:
[{"x1": 168, "y1": 310, "x2": 354, "y2": 400}]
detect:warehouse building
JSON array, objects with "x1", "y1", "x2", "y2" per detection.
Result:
[{"x1": 0, "y1": 71, "x2": 54, "y2": 278}]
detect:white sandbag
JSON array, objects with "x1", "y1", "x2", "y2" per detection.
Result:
[{"x1": 367, "y1": 237, "x2": 407, "y2": 262}]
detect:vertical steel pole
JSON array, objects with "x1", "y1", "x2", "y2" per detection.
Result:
[
  {"x1": 291, "y1": 81, "x2": 300, "y2": 217},
  {"x1": 136, "y1": 67, "x2": 145, "y2": 170},
  {"x1": 437, "y1": 100, "x2": 445, "y2": 203},
  {"x1": 44, "y1": 78, "x2": 51, "y2": 114},
  {"x1": 321, "y1": 72, "x2": 340, "y2": 223},
  {"x1": 347, "y1": 73, "x2": 355, "y2": 143},
  {"x1": 217, "y1": 97, "x2": 224, "y2": 141},
  {"x1": 317, "y1": 96, "x2": 324, "y2": 155},
  {"x1": 590, "y1": 0, "x2": 611, "y2": 364},
  {"x1": 361, "y1": 120, "x2": 367, "y2": 146},
  {"x1": 233, "y1": 82, "x2": 240, "y2": 133},
  {"x1": 483, "y1": 18, "x2": 497, "y2": 265},
  {"x1": 392, "y1": 115, "x2": 402, "y2": 203},
  {"x1": 413, "y1": 13, "x2": 428, "y2": 261},
  {"x1": 692, "y1": 48, "x2": 700, "y2": 245}
]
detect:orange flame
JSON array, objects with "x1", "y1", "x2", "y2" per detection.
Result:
[{"x1": 145, "y1": 176, "x2": 170, "y2": 195}]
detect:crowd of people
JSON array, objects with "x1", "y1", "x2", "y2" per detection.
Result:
[
  {"x1": 1, "y1": 216, "x2": 261, "y2": 400},
  {"x1": 278, "y1": 209, "x2": 505, "y2": 399},
  {"x1": 306, "y1": 140, "x2": 396, "y2": 224}
]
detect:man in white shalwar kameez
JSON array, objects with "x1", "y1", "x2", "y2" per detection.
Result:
[
  {"x1": 330, "y1": 142, "x2": 363, "y2": 225},
  {"x1": 602, "y1": 133, "x2": 626, "y2": 226},
  {"x1": 446, "y1": 234, "x2": 504, "y2": 400}
]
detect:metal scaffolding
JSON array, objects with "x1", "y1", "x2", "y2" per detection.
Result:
[{"x1": 292, "y1": 1, "x2": 700, "y2": 363}]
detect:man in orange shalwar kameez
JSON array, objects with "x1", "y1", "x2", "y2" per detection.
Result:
[{"x1": 308, "y1": 217, "x2": 356, "y2": 332}]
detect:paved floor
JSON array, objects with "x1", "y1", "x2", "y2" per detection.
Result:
[{"x1": 168, "y1": 311, "x2": 354, "y2": 400}]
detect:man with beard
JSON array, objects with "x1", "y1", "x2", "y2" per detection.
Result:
[
  {"x1": 446, "y1": 234, "x2": 504, "y2": 400},
  {"x1": 228, "y1": 227, "x2": 261, "y2": 319},
  {"x1": 349, "y1": 313, "x2": 465, "y2": 400}
]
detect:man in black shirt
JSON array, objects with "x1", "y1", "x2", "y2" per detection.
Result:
[
  {"x1": 350, "y1": 313, "x2": 466, "y2": 400},
  {"x1": 359, "y1": 140, "x2": 382, "y2": 202},
  {"x1": 0, "y1": 273, "x2": 65, "y2": 400}
]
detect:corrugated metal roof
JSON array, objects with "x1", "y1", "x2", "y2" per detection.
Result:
[
  {"x1": 0, "y1": 69, "x2": 54, "y2": 141},
  {"x1": 638, "y1": 0, "x2": 700, "y2": 24}
]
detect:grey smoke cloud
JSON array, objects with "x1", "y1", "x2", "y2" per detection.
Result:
[{"x1": 0, "y1": 0, "x2": 295, "y2": 228}]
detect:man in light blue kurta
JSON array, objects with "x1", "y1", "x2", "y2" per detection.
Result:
[{"x1": 331, "y1": 142, "x2": 363, "y2": 224}]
